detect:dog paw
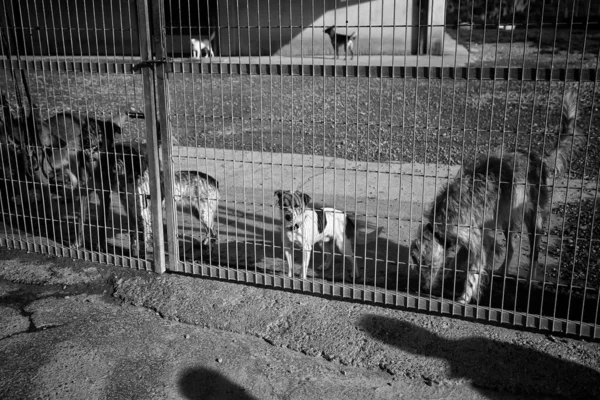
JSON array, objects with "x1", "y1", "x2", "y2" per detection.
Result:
[
  {"x1": 456, "y1": 295, "x2": 470, "y2": 304},
  {"x1": 70, "y1": 239, "x2": 84, "y2": 249}
]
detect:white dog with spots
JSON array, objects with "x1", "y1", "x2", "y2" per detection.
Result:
[{"x1": 274, "y1": 190, "x2": 360, "y2": 280}]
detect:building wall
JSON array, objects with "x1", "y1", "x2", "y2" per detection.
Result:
[
  {"x1": 216, "y1": 0, "x2": 420, "y2": 57},
  {"x1": 6, "y1": 0, "x2": 428, "y2": 57},
  {"x1": 7, "y1": 0, "x2": 140, "y2": 57}
]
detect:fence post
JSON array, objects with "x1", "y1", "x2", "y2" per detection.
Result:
[
  {"x1": 150, "y1": 0, "x2": 179, "y2": 272},
  {"x1": 136, "y1": 0, "x2": 166, "y2": 273}
]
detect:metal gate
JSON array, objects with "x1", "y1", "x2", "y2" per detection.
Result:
[{"x1": 0, "y1": 0, "x2": 599, "y2": 339}]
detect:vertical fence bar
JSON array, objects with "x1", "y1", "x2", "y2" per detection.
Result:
[
  {"x1": 151, "y1": 0, "x2": 179, "y2": 272},
  {"x1": 136, "y1": 0, "x2": 165, "y2": 273}
]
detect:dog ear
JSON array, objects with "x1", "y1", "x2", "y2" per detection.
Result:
[
  {"x1": 209, "y1": 31, "x2": 216, "y2": 41},
  {"x1": 425, "y1": 222, "x2": 433, "y2": 232},
  {"x1": 431, "y1": 227, "x2": 445, "y2": 245},
  {"x1": 297, "y1": 192, "x2": 311, "y2": 206}
]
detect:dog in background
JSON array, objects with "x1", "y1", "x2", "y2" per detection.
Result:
[
  {"x1": 15, "y1": 110, "x2": 128, "y2": 248},
  {"x1": 324, "y1": 26, "x2": 356, "y2": 60},
  {"x1": 411, "y1": 91, "x2": 586, "y2": 304},
  {"x1": 191, "y1": 32, "x2": 216, "y2": 59},
  {"x1": 105, "y1": 144, "x2": 220, "y2": 258},
  {"x1": 274, "y1": 190, "x2": 360, "y2": 280}
]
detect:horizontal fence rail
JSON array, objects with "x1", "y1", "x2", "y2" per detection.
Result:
[
  {"x1": 2, "y1": 58, "x2": 599, "y2": 81},
  {"x1": 0, "y1": 0, "x2": 599, "y2": 340}
]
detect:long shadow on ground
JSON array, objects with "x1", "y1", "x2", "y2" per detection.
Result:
[
  {"x1": 359, "y1": 316, "x2": 600, "y2": 399},
  {"x1": 178, "y1": 367, "x2": 257, "y2": 400}
]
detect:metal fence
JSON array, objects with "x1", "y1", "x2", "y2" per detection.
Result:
[{"x1": 0, "y1": 0, "x2": 599, "y2": 339}]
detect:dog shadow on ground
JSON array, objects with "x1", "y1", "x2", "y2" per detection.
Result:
[
  {"x1": 208, "y1": 204, "x2": 280, "y2": 269},
  {"x1": 352, "y1": 227, "x2": 417, "y2": 291},
  {"x1": 358, "y1": 315, "x2": 600, "y2": 399},
  {"x1": 204, "y1": 204, "x2": 420, "y2": 290},
  {"x1": 178, "y1": 367, "x2": 257, "y2": 400},
  {"x1": 0, "y1": 190, "x2": 144, "y2": 258}
]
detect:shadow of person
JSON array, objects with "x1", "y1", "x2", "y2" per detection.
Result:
[
  {"x1": 179, "y1": 367, "x2": 258, "y2": 400},
  {"x1": 359, "y1": 315, "x2": 600, "y2": 399}
]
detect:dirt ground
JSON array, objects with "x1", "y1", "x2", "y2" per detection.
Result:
[{"x1": 1, "y1": 248, "x2": 600, "y2": 399}]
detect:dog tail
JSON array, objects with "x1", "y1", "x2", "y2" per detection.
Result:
[
  {"x1": 349, "y1": 32, "x2": 357, "y2": 40},
  {"x1": 544, "y1": 91, "x2": 587, "y2": 177}
]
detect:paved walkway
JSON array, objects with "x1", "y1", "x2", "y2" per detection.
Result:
[{"x1": 2, "y1": 249, "x2": 599, "y2": 399}]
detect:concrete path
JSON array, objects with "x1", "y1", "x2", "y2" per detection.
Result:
[{"x1": 1, "y1": 249, "x2": 599, "y2": 399}]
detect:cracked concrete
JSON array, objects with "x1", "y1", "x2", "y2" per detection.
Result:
[{"x1": 1, "y1": 248, "x2": 599, "y2": 399}]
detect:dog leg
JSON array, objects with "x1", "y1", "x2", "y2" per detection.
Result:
[
  {"x1": 338, "y1": 236, "x2": 359, "y2": 279},
  {"x1": 457, "y1": 249, "x2": 486, "y2": 304},
  {"x1": 282, "y1": 232, "x2": 295, "y2": 277},
  {"x1": 458, "y1": 266, "x2": 481, "y2": 304},
  {"x1": 321, "y1": 241, "x2": 335, "y2": 271},
  {"x1": 123, "y1": 193, "x2": 140, "y2": 257},
  {"x1": 73, "y1": 193, "x2": 88, "y2": 249},
  {"x1": 197, "y1": 199, "x2": 218, "y2": 245},
  {"x1": 498, "y1": 226, "x2": 515, "y2": 278},
  {"x1": 203, "y1": 199, "x2": 219, "y2": 259},
  {"x1": 528, "y1": 213, "x2": 543, "y2": 282},
  {"x1": 97, "y1": 186, "x2": 113, "y2": 252},
  {"x1": 284, "y1": 248, "x2": 295, "y2": 278},
  {"x1": 131, "y1": 214, "x2": 149, "y2": 258},
  {"x1": 127, "y1": 192, "x2": 149, "y2": 258},
  {"x1": 140, "y1": 196, "x2": 153, "y2": 254},
  {"x1": 301, "y1": 245, "x2": 312, "y2": 280}
]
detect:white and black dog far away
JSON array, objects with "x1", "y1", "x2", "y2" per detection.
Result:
[
  {"x1": 274, "y1": 190, "x2": 360, "y2": 280},
  {"x1": 324, "y1": 25, "x2": 356, "y2": 60},
  {"x1": 191, "y1": 31, "x2": 216, "y2": 59}
]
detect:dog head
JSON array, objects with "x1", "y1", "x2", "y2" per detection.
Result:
[
  {"x1": 324, "y1": 26, "x2": 336, "y2": 37},
  {"x1": 410, "y1": 222, "x2": 448, "y2": 292},
  {"x1": 274, "y1": 190, "x2": 311, "y2": 226},
  {"x1": 104, "y1": 144, "x2": 147, "y2": 193},
  {"x1": 101, "y1": 113, "x2": 127, "y2": 148}
]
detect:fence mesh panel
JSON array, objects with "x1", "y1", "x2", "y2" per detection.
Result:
[{"x1": 0, "y1": 0, "x2": 599, "y2": 338}]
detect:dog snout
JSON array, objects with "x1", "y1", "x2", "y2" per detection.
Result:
[{"x1": 284, "y1": 213, "x2": 293, "y2": 222}]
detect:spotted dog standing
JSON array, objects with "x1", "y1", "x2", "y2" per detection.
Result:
[
  {"x1": 274, "y1": 190, "x2": 360, "y2": 280},
  {"x1": 190, "y1": 32, "x2": 216, "y2": 59}
]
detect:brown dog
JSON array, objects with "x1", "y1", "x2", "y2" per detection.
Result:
[{"x1": 411, "y1": 91, "x2": 586, "y2": 304}]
